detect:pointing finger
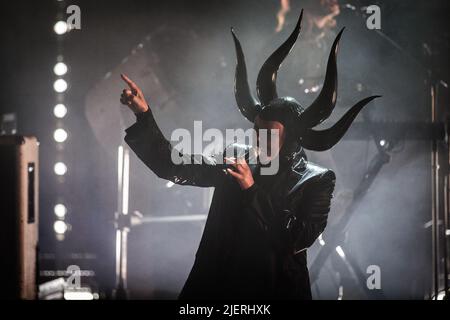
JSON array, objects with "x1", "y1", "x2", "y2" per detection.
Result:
[{"x1": 121, "y1": 74, "x2": 139, "y2": 92}]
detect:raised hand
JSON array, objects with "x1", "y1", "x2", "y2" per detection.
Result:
[{"x1": 120, "y1": 74, "x2": 149, "y2": 114}]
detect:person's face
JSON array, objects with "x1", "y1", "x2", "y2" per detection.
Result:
[{"x1": 254, "y1": 115, "x2": 286, "y2": 163}]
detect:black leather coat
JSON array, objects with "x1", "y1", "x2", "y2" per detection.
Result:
[{"x1": 124, "y1": 110, "x2": 336, "y2": 299}]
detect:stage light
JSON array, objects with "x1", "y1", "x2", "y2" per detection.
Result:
[
  {"x1": 54, "y1": 128, "x2": 68, "y2": 143},
  {"x1": 54, "y1": 162, "x2": 67, "y2": 176},
  {"x1": 54, "y1": 62, "x2": 68, "y2": 76},
  {"x1": 335, "y1": 245, "x2": 346, "y2": 259},
  {"x1": 54, "y1": 21, "x2": 68, "y2": 35},
  {"x1": 166, "y1": 181, "x2": 175, "y2": 188},
  {"x1": 356, "y1": 83, "x2": 363, "y2": 92},
  {"x1": 338, "y1": 286, "x2": 344, "y2": 300},
  {"x1": 53, "y1": 79, "x2": 68, "y2": 93},
  {"x1": 318, "y1": 234, "x2": 325, "y2": 246},
  {"x1": 64, "y1": 289, "x2": 95, "y2": 300},
  {"x1": 53, "y1": 104, "x2": 67, "y2": 118},
  {"x1": 54, "y1": 204, "x2": 67, "y2": 218},
  {"x1": 54, "y1": 220, "x2": 68, "y2": 234}
]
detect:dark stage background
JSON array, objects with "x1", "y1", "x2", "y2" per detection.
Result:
[{"x1": 0, "y1": 0, "x2": 449, "y2": 299}]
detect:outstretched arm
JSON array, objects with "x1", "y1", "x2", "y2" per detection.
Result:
[{"x1": 120, "y1": 74, "x2": 224, "y2": 187}]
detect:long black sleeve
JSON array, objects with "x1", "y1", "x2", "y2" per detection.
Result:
[
  {"x1": 243, "y1": 170, "x2": 336, "y2": 255},
  {"x1": 124, "y1": 109, "x2": 225, "y2": 187}
]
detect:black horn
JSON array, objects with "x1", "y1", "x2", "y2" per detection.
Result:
[
  {"x1": 256, "y1": 10, "x2": 303, "y2": 105},
  {"x1": 300, "y1": 95, "x2": 381, "y2": 151},
  {"x1": 298, "y1": 28, "x2": 344, "y2": 129},
  {"x1": 231, "y1": 28, "x2": 260, "y2": 122}
]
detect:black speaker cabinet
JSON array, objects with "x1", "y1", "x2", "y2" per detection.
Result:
[{"x1": 0, "y1": 136, "x2": 39, "y2": 299}]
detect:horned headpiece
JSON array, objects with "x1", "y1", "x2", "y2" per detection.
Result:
[{"x1": 232, "y1": 10, "x2": 380, "y2": 151}]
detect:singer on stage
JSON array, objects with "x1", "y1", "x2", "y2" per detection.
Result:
[{"x1": 119, "y1": 11, "x2": 378, "y2": 299}]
